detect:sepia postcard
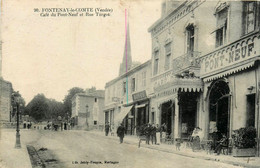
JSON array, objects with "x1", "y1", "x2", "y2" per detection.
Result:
[{"x1": 1, "y1": 0, "x2": 260, "y2": 168}]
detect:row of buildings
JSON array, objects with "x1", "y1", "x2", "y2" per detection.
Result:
[{"x1": 103, "y1": 0, "x2": 260, "y2": 156}]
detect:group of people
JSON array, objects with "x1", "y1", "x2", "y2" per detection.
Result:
[
  {"x1": 142, "y1": 123, "x2": 160, "y2": 145},
  {"x1": 105, "y1": 122, "x2": 115, "y2": 136},
  {"x1": 108, "y1": 122, "x2": 228, "y2": 155},
  {"x1": 210, "y1": 127, "x2": 228, "y2": 155},
  {"x1": 104, "y1": 122, "x2": 125, "y2": 143},
  {"x1": 190, "y1": 126, "x2": 229, "y2": 155},
  {"x1": 23, "y1": 121, "x2": 32, "y2": 129}
]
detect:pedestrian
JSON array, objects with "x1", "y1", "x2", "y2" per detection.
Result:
[
  {"x1": 117, "y1": 123, "x2": 125, "y2": 144},
  {"x1": 145, "y1": 123, "x2": 152, "y2": 145},
  {"x1": 214, "y1": 134, "x2": 228, "y2": 155},
  {"x1": 27, "y1": 121, "x2": 30, "y2": 129},
  {"x1": 150, "y1": 124, "x2": 156, "y2": 145},
  {"x1": 161, "y1": 123, "x2": 167, "y2": 143},
  {"x1": 105, "y1": 122, "x2": 110, "y2": 136},
  {"x1": 64, "y1": 122, "x2": 67, "y2": 130},
  {"x1": 60, "y1": 122, "x2": 63, "y2": 131},
  {"x1": 156, "y1": 124, "x2": 161, "y2": 145}
]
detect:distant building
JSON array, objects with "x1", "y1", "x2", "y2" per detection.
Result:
[
  {"x1": 71, "y1": 88, "x2": 105, "y2": 130},
  {"x1": 104, "y1": 18, "x2": 152, "y2": 135}
]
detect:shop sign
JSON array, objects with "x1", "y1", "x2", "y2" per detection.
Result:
[
  {"x1": 132, "y1": 90, "x2": 147, "y2": 101},
  {"x1": 200, "y1": 35, "x2": 259, "y2": 76}
]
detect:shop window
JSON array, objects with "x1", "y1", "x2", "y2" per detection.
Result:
[
  {"x1": 154, "y1": 50, "x2": 159, "y2": 75},
  {"x1": 215, "y1": 8, "x2": 227, "y2": 48},
  {"x1": 246, "y1": 94, "x2": 255, "y2": 127},
  {"x1": 243, "y1": 1, "x2": 257, "y2": 35},
  {"x1": 165, "y1": 42, "x2": 171, "y2": 70},
  {"x1": 94, "y1": 121, "x2": 97, "y2": 125},
  {"x1": 131, "y1": 78, "x2": 136, "y2": 92},
  {"x1": 186, "y1": 25, "x2": 194, "y2": 52}
]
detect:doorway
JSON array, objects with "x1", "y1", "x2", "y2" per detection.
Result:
[
  {"x1": 161, "y1": 100, "x2": 173, "y2": 135},
  {"x1": 209, "y1": 80, "x2": 230, "y2": 137}
]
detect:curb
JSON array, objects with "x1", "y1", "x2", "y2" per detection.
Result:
[{"x1": 88, "y1": 131, "x2": 259, "y2": 168}]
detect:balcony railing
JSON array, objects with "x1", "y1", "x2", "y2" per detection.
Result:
[{"x1": 172, "y1": 51, "x2": 201, "y2": 72}]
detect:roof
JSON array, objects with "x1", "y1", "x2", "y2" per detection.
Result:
[
  {"x1": 77, "y1": 90, "x2": 105, "y2": 98},
  {"x1": 105, "y1": 60, "x2": 151, "y2": 88}
]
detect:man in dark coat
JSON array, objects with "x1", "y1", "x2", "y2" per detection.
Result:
[
  {"x1": 151, "y1": 124, "x2": 157, "y2": 144},
  {"x1": 145, "y1": 124, "x2": 152, "y2": 145},
  {"x1": 117, "y1": 123, "x2": 125, "y2": 144},
  {"x1": 105, "y1": 122, "x2": 110, "y2": 136}
]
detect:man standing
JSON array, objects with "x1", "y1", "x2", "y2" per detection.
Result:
[
  {"x1": 117, "y1": 123, "x2": 125, "y2": 144},
  {"x1": 151, "y1": 124, "x2": 157, "y2": 145},
  {"x1": 105, "y1": 122, "x2": 110, "y2": 136},
  {"x1": 145, "y1": 124, "x2": 151, "y2": 145}
]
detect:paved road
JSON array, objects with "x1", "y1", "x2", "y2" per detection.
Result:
[{"x1": 16, "y1": 129, "x2": 240, "y2": 168}]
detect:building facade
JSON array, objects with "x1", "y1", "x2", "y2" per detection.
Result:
[
  {"x1": 0, "y1": 31, "x2": 13, "y2": 122},
  {"x1": 71, "y1": 88, "x2": 105, "y2": 130},
  {"x1": 148, "y1": 0, "x2": 260, "y2": 156},
  {"x1": 0, "y1": 78, "x2": 13, "y2": 122},
  {"x1": 105, "y1": 60, "x2": 152, "y2": 135},
  {"x1": 104, "y1": 19, "x2": 153, "y2": 135}
]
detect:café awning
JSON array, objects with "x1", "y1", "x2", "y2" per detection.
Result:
[
  {"x1": 114, "y1": 105, "x2": 133, "y2": 124},
  {"x1": 203, "y1": 60, "x2": 257, "y2": 82},
  {"x1": 154, "y1": 77, "x2": 203, "y2": 93}
]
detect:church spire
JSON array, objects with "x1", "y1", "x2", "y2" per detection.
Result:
[{"x1": 119, "y1": 10, "x2": 132, "y2": 76}]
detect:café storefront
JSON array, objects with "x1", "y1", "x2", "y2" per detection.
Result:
[
  {"x1": 199, "y1": 32, "x2": 260, "y2": 156},
  {"x1": 132, "y1": 90, "x2": 150, "y2": 135},
  {"x1": 152, "y1": 70, "x2": 203, "y2": 141}
]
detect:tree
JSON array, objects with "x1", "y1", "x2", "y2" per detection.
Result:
[
  {"x1": 46, "y1": 99, "x2": 64, "y2": 119},
  {"x1": 63, "y1": 87, "x2": 85, "y2": 117},
  {"x1": 25, "y1": 94, "x2": 49, "y2": 121},
  {"x1": 11, "y1": 91, "x2": 26, "y2": 118}
]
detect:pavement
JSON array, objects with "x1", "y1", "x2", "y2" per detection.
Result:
[
  {"x1": 1, "y1": 128, "x2": 260, "y2": 168},
  {"x1": 0, "y1": 129, "x2": 32, "y2": 168},
  {"x1": 88, "y1": 130, "x2": 260, "y2": 168}
]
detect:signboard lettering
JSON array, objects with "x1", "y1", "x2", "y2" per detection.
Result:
[
  {"x1": 132, "y1": 91, "x2": 147, "y2": 101},
  {"x1": 201, "y1": 38, "x2": 259, "y2": 76}
]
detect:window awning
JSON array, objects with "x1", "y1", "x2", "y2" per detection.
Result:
[
  {"x1": 114, "y1": 105, "x2": 133, "y2": 124},
  {"x1": 203, "y1": 60, "x2": 257, "y2": 82},
  {"x1": 154, "y1": 77, "x2": 203, "y2": 93},
  {"x1": 135, "y1": 104, "x2": 146, "y2": 109}
]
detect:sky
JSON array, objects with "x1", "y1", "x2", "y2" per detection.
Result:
[{"x1": 1, "y1": 0, "x2": 162, "y2": 104}]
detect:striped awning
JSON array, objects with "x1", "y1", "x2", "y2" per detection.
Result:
[
  {"x1": 154, "y1": 77, "x2": 203, "y2": 93},
  {"x1": 114, "y1": 105, "x2": 133, "y2": 124}
]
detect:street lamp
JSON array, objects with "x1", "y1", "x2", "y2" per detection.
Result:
[
  {"x1": 86, "y1": 105, "x2": 89, "y2": 128},
  {"x1": 12, "y1": 92, "x2": 22, "y2": 148}
]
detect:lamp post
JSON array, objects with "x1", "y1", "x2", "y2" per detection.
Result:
[
  {"x1": 13, "y1": 92, "x2": 21, "y2": 148},
  {"x1": 86, "y1": 105, "x2": 89, "y2": 129}
]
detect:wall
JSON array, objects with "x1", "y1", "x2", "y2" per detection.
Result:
[
  {"x1": 229, "y1": 69, "x2": 257, "y2": 130},
  {"x1": 0, "y1": 79, "x2": 12, "y2": 122}
]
